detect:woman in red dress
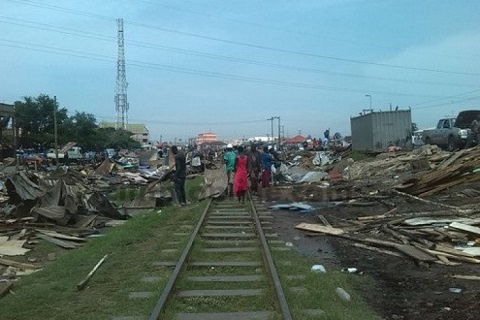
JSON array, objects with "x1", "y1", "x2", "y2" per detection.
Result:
[{"x1": 233, "y1": 146, "x2": 248, "y2": 204}]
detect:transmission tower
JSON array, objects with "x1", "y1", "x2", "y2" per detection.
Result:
[{"x1": 114, "y1": 18, "x2": 129, "y2": 130}]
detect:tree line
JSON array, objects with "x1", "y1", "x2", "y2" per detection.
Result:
[{"x1": 12, "y1": 94, "x2": 141, "y2": 152}]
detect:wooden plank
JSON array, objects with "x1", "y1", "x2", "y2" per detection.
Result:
[
  {"x1": 353, "y1": 243, "x2": 403, "y2": 258},
  {"x1": 437, "y1": 149, "x2": 466, "y2": 170},
  {"x1": 392, "y1": 189, "x2": 463, "y2": 212},
  {"x1": 412, "y1": 245, "x2": 480, "y2": 264},
  {"x1": 0, "y1": 281, "x2": 13, "y2": 298},
  {"x1": 37, "y1": 230, "x2": 87, "y2": 242},
  {"x1": 393, "y1": 244, "x2": 437, "y2": 262},
  {"x1": 294, "y1": 223, "x2": 344, "y2": 235},
  {"x1": 187, "y1": 275, "x2": 263, "y2": 282},
  {"x1": 357, "y1": 208, "x2": 398, "y2": 221},
  {"x1": 76, "y1": 254, "x2": 108, "y2": 290},
  {"x1": 317, "y1": 215, "x2": 332, "y2": 227},
  {"x1": 73, "y1": 214, "x2": 97, "y2": 229},
  {"x1": 436, "y1": 255, "x2": 461, "y2": 266},
  {"x1": 452, "y1": 275, "x2": 480, "y2": 281},
  {"x1": 36, "y1": 234, "x2": 78, "y2": 249},
  {"x1": 176, "y1": 311, "x2": 272, "y2": 320},
  {"x1": 0, "y1": 257, "x2": 37, "y2": 270},
  {"x1": 449, "y1": 222, "x2": 480, "y2": 235},
  {"x1": 434, "y1": 244, "x2": 475, "y2": 258},
  {"x1": 178, "y1": 289, "x2": 262, "y2": 297}
]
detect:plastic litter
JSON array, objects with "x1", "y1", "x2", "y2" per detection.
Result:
[
  {"x1": 341, "y1": 267, "x2": 358, "y2": 273},
  {"x1": 311, "y1": 264, "x2": 326, "y2": 273},
  {"x1": 285, "y1": 242, "x2": 293, "y2": 247},
  {"x1": 449, "y1": 287, "x2": 462, "y2": 293}
]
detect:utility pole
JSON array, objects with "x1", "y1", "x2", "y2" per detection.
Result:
[
  {"x1": 53, "y1": 96, "x2": 59, "y2": 168},
  {"x1": 267, "y1": 117, "x2": 274, "y2": 143},
  {"x1": 276, "y1": 116, "x2": 281, "y2": 149}
]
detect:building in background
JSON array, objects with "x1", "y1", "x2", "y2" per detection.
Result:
[
  {"x1": 350, "y1": 109, "x2": 412, "y2": 152},
  {"x1": 99, "y1": 122, "x2": 149, "y2": 145},
  {"x1": 196, "y1": 131, "x2": 217, "y2": 144}
]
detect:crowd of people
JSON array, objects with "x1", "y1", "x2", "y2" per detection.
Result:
[{"x1": 223, "y1": 143, "x2": 276, "y2": 204}]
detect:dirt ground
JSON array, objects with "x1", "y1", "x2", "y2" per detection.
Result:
[{"x1": 262, "y1": 182, "x2": 480, "y2": 320}]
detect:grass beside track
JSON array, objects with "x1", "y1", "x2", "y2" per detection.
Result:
[{"x1": 0, "y1": 178, "x2": 378, "y2": 320}]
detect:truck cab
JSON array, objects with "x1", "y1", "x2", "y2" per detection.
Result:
[{"x1": 428, "y1": 118, "x2": 456, "y2": 145}]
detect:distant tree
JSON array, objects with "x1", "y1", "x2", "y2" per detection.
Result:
[
  {"x1": 61, "y1": 111, "x2": 97, "y2": 150},
  {"x1": 95, "y1": 128, "x2": 141, "y2": 150},
  {"x1": 14, "y1": 94, "x2": 141, "y2": 152},
  {"x1": 14, "y1": 94, "x2": 68, "y2": 148},
  {"x1": 412, "y1": 122, "x2": 419, "y2": 132}
]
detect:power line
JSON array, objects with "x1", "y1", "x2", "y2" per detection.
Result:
[
  {"x1": 93, "y1": 113, "x2": 267, "y2": 126},
  {"x1": 411, "y1": 88, "x2": 480, "y2": 108},
  {"x1": 6, "y1": 0, "x2": 480, "y2": 77},
  {"x1": 0, "y1": 39, "x2": 448, "y2": 99},
  {"x1": 0, "y1": 16, "x2": 476, "y2": 89}
]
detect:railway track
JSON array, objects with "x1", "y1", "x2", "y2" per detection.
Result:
[{"x1": 148, "y1": 194, "x2": 293, "y2": 320}]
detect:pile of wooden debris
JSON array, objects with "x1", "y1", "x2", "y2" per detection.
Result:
[{"x1": 296, "y1": 193, "x2": 480, "y2": 266}]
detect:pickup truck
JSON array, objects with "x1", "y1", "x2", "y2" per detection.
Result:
[{"x1": 422, "y1": 111, "x2": 479, "y2": 151}]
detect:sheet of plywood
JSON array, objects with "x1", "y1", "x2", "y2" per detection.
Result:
[
  {"x1": 295, "y1": 223, "x2": 344, "y2": 236},
  {"x1": 0, "y1": 237, "x2": 30, "y2": 256}
]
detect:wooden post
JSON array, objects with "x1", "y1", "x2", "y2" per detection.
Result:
[{"x1": 53, "y1": 96, "x2": 59, "y2": 169}]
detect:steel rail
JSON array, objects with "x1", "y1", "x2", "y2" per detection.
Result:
[
  {"x1": 148, "y1": 198, "x2": 213, "y2": 320},
  {"x1": 248, "y1": 192, "x2": 293, "y2": 320}
]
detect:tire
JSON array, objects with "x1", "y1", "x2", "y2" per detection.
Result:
[{"x1": 447, "y1": 136, "x2": 456, "y2": 152}]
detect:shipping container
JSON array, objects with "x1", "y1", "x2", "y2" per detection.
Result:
[{"x1": 350, "y1": 109, "x2": 412, "y2": 152}]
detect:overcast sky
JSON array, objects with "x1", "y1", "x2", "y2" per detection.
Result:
[{"x1": 1, "y1": 0, "x2": 479, "y2": 142}]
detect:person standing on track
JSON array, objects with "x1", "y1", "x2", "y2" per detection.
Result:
[
  {"x1": 233, "y1": 146, "x2": 248, "y2": 204},
  {"x1": 247, "y1": 143, "x2": 262, "y2": 195},
  {"x1": 171, "y1": 145, "x2": 187, "y2": 206},
  {"x1": 224, "y1": 143, "x2": 236, "y2": 196},
  {"x1": 261, "y1": 146, "x2": 273, "y2": 188}
]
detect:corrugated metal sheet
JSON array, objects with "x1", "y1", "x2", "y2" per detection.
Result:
[{"x1": 350, "y1": 110, "x2": 412, "y2": 152}]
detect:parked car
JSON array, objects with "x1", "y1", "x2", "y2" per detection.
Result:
[{"x1": 422, "y1": 115, "x2": 470, "y2": 151}]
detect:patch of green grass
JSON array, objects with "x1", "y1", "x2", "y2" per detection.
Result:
[
  {"x1": 0, "y1": 198, "x2": 209, "y2": 320},
  {"x1": 109, "y1": 187, "x2": 142, "y2": 205},
  {"x1": 272, "y1": 248, "x2": 379, "y2": 320}
]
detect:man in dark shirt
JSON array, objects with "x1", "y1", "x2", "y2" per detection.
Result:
[{"x1": 171, "y1": 145, "x2": 187, "y2": 206}]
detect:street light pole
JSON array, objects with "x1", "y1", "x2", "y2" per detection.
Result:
[{"x1": 365, "y1": 94, "x2": 372, "y2": 111}]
